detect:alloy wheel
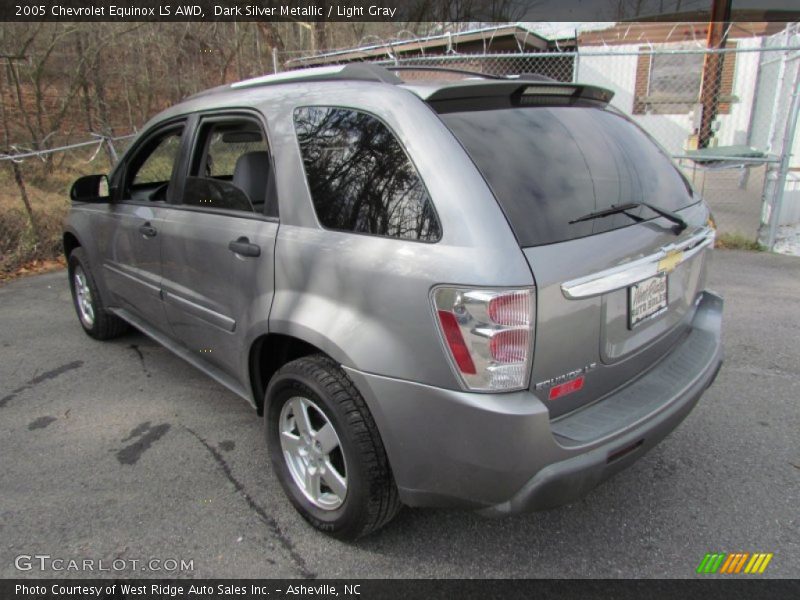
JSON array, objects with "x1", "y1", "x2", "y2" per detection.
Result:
[{"x1": 279, "y1": 396, "x2": 348, "y2": 510}]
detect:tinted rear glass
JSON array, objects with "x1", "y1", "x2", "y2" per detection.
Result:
[
  {"x1": 294, "y1": 106, "x2": 441, "y2": 242},
  {"x1": 439, "y1": 105, "x2": 696, "y2": 246}
]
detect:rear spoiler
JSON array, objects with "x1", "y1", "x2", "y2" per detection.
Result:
[{"x1": 422, "y1": 81, "x2": 614, "y2": 105}]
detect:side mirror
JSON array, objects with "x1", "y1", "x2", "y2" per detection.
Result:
[{"x1": 70, "y1": 174, "x2": 110, "y2": 203}]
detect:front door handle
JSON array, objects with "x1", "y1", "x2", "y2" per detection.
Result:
[
  {"x1": 228, "y1": 236, "x2": 261, "y2": 257},
  {"x1": 139, "y1": 223, "x2": 157, "y2": 238}
]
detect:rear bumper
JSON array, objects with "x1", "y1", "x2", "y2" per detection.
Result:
[{"x1": 344, "y1": 291, "x2": 723, "y2": 513}]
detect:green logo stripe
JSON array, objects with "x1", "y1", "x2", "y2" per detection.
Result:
[
  {"x1": 702, "y1": 553, "x2": 727, "y2": 573},
  {"x1": 712, "y1": 553, "x2": 728, "y2": 573},
  {"x1": 696, "y1": 553, "x2": 713, "y2": 573}
]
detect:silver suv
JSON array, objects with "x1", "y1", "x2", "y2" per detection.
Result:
[{"x1": 64, "y1": 64, "x2": 723, "y2": 539}]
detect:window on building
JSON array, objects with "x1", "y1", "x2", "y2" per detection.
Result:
[{"x1": 633, "y1": 43, "x2": 737, "y2": 115}]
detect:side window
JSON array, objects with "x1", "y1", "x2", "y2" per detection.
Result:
[
  {"x1": 293, "y1": 107, "x2": 441, "y2": 242},
  {"x1": 182, "y1": 118, "x2": 273, "y2": 216},
  {"x1": 123, "y1": 127, "x2": 183, "y2": 201}
]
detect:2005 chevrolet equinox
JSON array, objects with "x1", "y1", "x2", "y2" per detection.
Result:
[{"x1": 64, "y1": 64, "x2": 723, "y2": 539}]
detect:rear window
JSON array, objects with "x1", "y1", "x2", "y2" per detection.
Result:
[
  {"x1": 293, "y1": 106, "x2": 441, "y2": 242},
  {"x1": 438, "y1": 105, "x2": 696, "y2": 247}
]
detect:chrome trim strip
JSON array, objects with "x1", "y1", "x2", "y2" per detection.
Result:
[
  {"x1": 561, "y1": 226, "x2": 715, "y2": 299},
  {"x1": 103, "y1": 262, "x2": 161, "y2": 295},
  {"x1": 163, "y1": 291, "x2": 236, "y2": 332}
]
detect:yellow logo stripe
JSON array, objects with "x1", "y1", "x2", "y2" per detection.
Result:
[
  {"x1": 749, "y1": 554, "x2": 767, "y2": 573},
  {"x1": 758, "y1": 553, "x2": 773, "y2": 574},
  {"x1": 744, "y1": 554, "x2": 760, "y2": 574}
]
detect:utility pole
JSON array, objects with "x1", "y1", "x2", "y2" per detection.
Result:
[{"x1": 697, "y1": 0, "x2": 731, "y2": 148}]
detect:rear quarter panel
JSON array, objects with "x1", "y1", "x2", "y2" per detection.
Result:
[{"x1": 259, "y1": 83, "x2": 534, "y2": 388}]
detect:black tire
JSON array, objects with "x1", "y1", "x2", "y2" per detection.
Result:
[
  {"x1": 265, "y1": 354, "x2": 401, "y2": 539},
  {"x1": 67, "y1": 247, "x2": 128, "y2": 340}
]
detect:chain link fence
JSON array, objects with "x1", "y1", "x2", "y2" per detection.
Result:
[
  {"x1": 2, "y1": 25, "x2": 799, "y2": 279},
  {"x1": 285, "y1": 25, "x2": 800, "y2": 248},
  {"x1": 0, "y1": 134, "x2": 134, "y2": 278}
]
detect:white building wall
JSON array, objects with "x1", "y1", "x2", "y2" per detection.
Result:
[
  {"x1": 717, "y1": 36, "x2": 761, "y2": 147},
  {"x1": 576, "y1": 43, "x2": 640, "y2": 113},
  {"x1": 577, "y1": 39, "x2": 762, "y2": 156},
  {"x1": 779, "y1": 63, "x2": 800, "y2": 225},
  {"x1": 576, "y1": 36, "x2": 800, "y2": 230},
  {"x1": 780, "y1": 174, "x2": 800, "y2": 225}
]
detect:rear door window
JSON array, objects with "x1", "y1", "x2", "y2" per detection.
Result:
[
  {"x1": 293, "y1": 106, "x2": 441, "y2": 242},
  {"x1": 438, "y1": 105, "x2": 696, "y2": 246},
  {"x1": 183, "y1": 117, "x2": 275, "y2": 216}
]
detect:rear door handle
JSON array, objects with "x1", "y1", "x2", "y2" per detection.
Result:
[
  {"x1": 228, "y1": 236, "x2": 260, "y2": 257},
  {"x1": 139, "y1": 223, "x2": 157, "y2": 238}
]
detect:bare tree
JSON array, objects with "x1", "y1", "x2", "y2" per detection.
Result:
[{"x1": 0, "y1": 55, "x2": 39, "y2": 245}]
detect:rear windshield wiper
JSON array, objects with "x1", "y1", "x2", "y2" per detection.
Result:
[{"x1": 569, "y1": 202, "x2": 687, "y2": 233}]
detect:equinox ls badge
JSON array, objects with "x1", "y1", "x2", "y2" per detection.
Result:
[{"x1": 535, "y1": 363, "x2": 598, "y2": 390}]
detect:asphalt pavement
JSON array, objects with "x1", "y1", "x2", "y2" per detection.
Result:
[{"x1": 0, "y1": 250, "x2": 798, "y2": 579}]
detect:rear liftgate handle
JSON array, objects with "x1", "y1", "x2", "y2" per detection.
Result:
[{"x1": 228, "y1": 236, "x2": 261, "y2": 258}]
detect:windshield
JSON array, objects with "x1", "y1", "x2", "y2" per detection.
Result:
[{"x1": 438, "y1": 104, "x2": 697, "y2": 246}]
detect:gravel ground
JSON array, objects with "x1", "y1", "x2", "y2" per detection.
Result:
[
  {"x1": 774, "y1": 223, "x2": 800, "y2": 257},
  {"x1": 0, "y1": 249, "x2": 798, "y2": 579}
]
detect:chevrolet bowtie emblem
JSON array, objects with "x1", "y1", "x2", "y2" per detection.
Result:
[{"x1": 658, "y1": 249, "x2": 683, "y2": 273}]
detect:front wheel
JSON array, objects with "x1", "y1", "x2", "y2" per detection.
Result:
[
  {"x1": 68, "y1": 247, "x2": 128, "y2": 340},
  {"x1": 265, "y1": 355, "x2": 401, "y2": 539}
]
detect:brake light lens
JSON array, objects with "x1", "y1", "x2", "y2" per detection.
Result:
[
  {"x1": 433, "y1": 287, "x2": 535, "y2": 391},
  {"x1": 489, "y1": 329, "x2": 528, "y2": 363},
  {"x1": 488, "y1": 291, "x2": 530, "y2": 326}
]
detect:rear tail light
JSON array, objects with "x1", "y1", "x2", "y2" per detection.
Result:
[
  {"x1": 487, "y1": 291, "x2": 530, "y2": 326},
  {"x1": 432, "y1": 287, "x2": 535, "y2": 392}
]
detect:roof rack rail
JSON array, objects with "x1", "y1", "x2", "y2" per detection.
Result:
[
  {"x1": 189, "y1": 63, "x2": 591, "y2": 103},
  {"x1": 230, "y1": 63, "x2": 401, "y2": 90}
]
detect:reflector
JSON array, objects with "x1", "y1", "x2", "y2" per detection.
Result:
[
  {"x1": 548, "y1": 376, "x2": 585, "y2": 400},
  {"x1": 436, "y1": 310, "x2": 477, "y2": 374}
]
